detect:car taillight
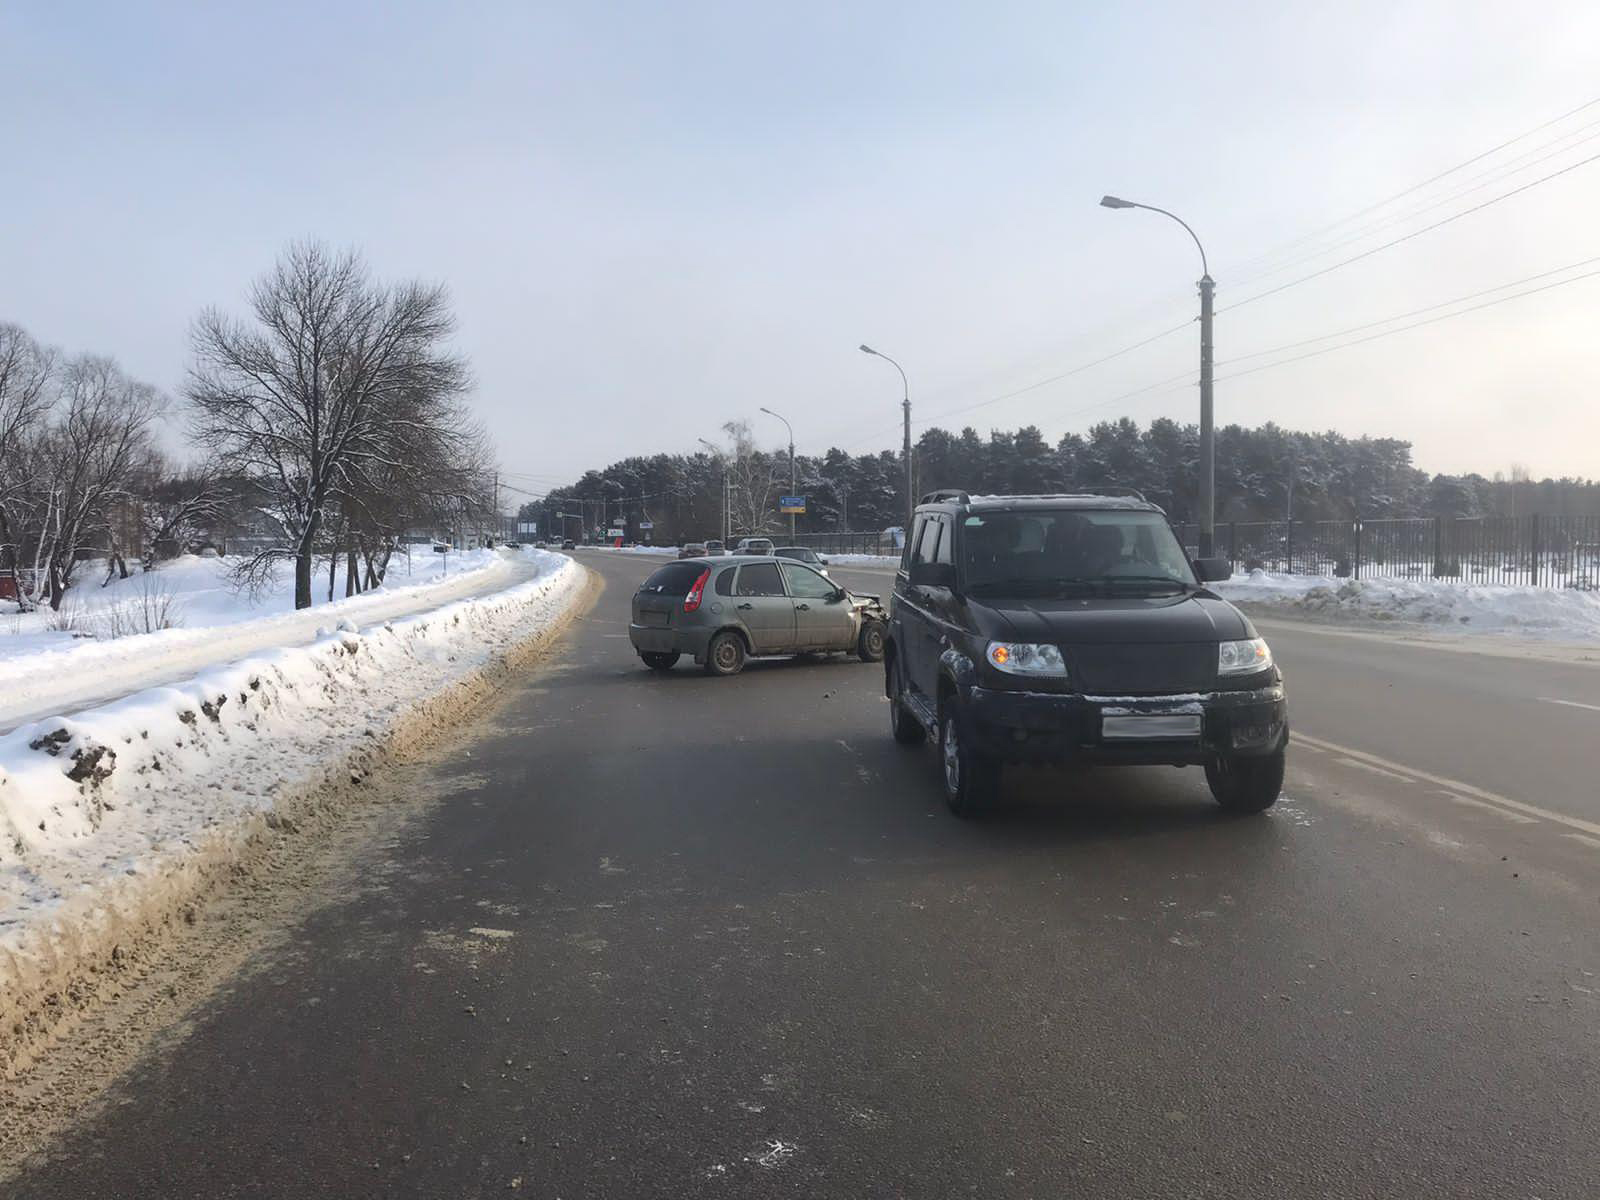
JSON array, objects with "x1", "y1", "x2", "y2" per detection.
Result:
[{"x1": 683, "y1": 567, "x2": 712, "y2": 612}]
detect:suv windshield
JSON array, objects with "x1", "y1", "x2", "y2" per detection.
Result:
[{"x1": 960, "y1": 509, "x2": 1196, "y2": 591}]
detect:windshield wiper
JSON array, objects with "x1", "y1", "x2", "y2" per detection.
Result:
[
  {"x1": 967, "y1": 576, "x2": 1085, "y2": 595},
  {"x1": 1096, "y1": 574, "x2": 1196, "y2": 592}
]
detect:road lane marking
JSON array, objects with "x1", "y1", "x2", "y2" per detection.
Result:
[
  {"x1": 1336, "y1": 756, "x2": 1413, "y2": 782},
  {"x1": 1295, "y1": 731, "x2": 1600, "y2": 838},
  {"x1": 1540, "y1": 697, "x2": 1600, "y2": 713},
  {"x1": 1563, "y1": 834, "x2": 1600, "y2": 850},
  {"x1": 1441, "y1": 793, "x2": 1537, "y2": 824}
]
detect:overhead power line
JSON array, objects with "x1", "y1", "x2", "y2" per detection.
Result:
[
  {"x1": 1219, "y1": 149, "x2": 1600, "y2": 315},
  {"x1": 1230, "y1": 93, "x2": 1600, "y2": 274},
  {"x1": 1232, "y1": 119, "x2": 1600, "y2": 289}
]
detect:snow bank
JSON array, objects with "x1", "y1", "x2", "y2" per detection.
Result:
[
  {"x1": 1216, "y1": 570, "x2": 1600, "y2": 641},
  {"x1": 0, "y1": 549, "x2": 585, "y2": 1033},
  {"x1": 0, "y1": 548, "x2": 504, "y2": 661}
]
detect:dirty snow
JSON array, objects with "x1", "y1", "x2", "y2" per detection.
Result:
[
  {"x1": 0, "y1": 549, "x2": 584, "y2": 994},
  {"x1": 1216, "y1": 569, "x2": 1600, "y2": 641}
]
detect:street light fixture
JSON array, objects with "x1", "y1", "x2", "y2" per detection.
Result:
[
  {"x1": 758, "y1": 406, "x2": 798, "y2": 539},
  {"x1": 1100, "y1": 194, "x2": 1216, "y2": 557},
  {"x1": 858, "y1": 344, "x2": 913, "y2": 532},
  {"x1": 697, "y1": 437, "x2": 729, "y2": 544}
]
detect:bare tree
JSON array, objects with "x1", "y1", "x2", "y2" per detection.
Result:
[
  {"x1": 719, "y1": 419, "x2": 783, "y2": 537},
  {"x1": 0, "y1": 325, "x2": 56, "y2": 587},
  {"x1": 186, "y1": 242, "x2": 471, "y2": 608},
  {"x1": 19, "y1": 356, "x2": 165, "y2": 607}
]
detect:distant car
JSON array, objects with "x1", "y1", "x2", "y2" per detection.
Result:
[
  {"x1": 731, "y1": 537, "x2": 775, "y2": 556},
  {"x1": 679, "y1": 543, "x2": 708, "y2": 559},
  {"x1": 773, "y1": 546, "x2": 830, "y2": 575},
  {"x1": 561, "y1": 538, "x2": 576, "y2": 550},
  {"x1": 704, "y1": 539, "x2": 727, "y2": 556},
  {"x1": 535, "y1": 541, "x2": 548, "y2": 549},
  {"x1": 628, "y1": 556, "x2": 887, "y2": 676}
]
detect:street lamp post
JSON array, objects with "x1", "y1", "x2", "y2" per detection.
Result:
[
  {"x1": 759, "y1": 406, "x2": 797, "y2": 540},
  {"x1": 858, "y1": 344, "x2": 913, "y2": 534},
  {"x1": 1100, "y1": 194, "x2": 1216, "y2": 558},
  {"x1": 697, "y1": 437, "x2": 728, "y2": 544}
]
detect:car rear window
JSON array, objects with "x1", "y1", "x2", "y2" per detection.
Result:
[{"x1": 639, "y1": 562, "x2": 709, "y2": 596}]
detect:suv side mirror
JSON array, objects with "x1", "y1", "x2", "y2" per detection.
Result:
[
  {"x1": 909, "y1": 561, "x2": 957, "y2": 589},
  {"x1": 1192, "y1": 556, "x2": 1232, "y2": 583}
]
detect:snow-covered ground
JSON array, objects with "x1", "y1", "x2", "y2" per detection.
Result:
[
  {"x1": 1216, "y1": 570, "x2": 1600, "y2": 641},
  {"x1": 0, "y1": 550, "x2": 521, "y2": 732},
  {"x1": 0, "y1": 548, "x2": 585, "y2": 1025}
]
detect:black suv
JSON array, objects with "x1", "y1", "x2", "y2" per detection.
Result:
[{"x1": 884, "y1": 490, "x2": 1287, "y2": 817}]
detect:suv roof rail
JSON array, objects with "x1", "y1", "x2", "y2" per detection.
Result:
[
  {"x1": 919, "y1": 489, "x2": 971, "y2": 504},
  {"x1": 1075, "y1": 486, "x2": 1148, "y2": 501}
]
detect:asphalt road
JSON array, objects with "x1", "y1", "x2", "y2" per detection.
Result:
[{"x1": 9, "y1": 550, "x2": 1600, "y2": 1198}]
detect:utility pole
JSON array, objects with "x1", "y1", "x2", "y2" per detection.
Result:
[
  {"x1": 1100, "y1": 195, "x2": 1215, "y2": 556},
  {"x1": 858, "y1": 345, "x2": 912, "y2": 534}
]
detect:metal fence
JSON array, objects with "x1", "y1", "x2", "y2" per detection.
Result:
[
  {"x1": 1175, "y1": 515, "x2": 1600, "y2": 590},
  {"x1": 784, "y1": 531, "x2": 903, "y2": 557}
]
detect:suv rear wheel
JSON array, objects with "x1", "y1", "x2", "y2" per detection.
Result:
[
  {"x1": 1205, "y1": 749, "x2": 1284, "y2": 813},
  {"x1": 704, "y1": 630, "x2": 746, "y2": 676},
  {"x1": 939, "y1": 703, "x2": 1000, "y2": 817}
]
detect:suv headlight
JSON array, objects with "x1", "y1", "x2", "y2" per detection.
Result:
[
  {"x1": 986, "y1": 642, "x2": 1068, "y2": 677},
  {"x1": 1218, "y1": 637, "x2": 1272, "y2": 676}
]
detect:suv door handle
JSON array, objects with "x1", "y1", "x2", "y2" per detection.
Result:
[
  {"x1": 737, "y1": 602, "x2": 753, "y2": 610},
  {"x1": 795, "y1": 603, "x2": 810, "y2": 611}
]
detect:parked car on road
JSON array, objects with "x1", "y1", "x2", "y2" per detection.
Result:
[
  {"x1": 773, "y1": 546, "x2": 830, "y2": 575},
  {"x1": 561, "y1": 538, "x2": 576, "y2": 550},
  {"x1": 884, "y1": 490, "x2": 1287, "y2": 817},
  {"x1": 704, "y1": 539, "x2": 727, "y2": 556},
  {"x1": 629, "y1": 556, "x2": 887, "y2": 676},
  {"x1": 679, "y1": 543, "x2": 708, "y2": 559},
  {"x1": 731, "y1": 537, "x2": 775, "y2": 556}
]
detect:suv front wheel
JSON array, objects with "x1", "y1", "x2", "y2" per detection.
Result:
[
  {"x1": 1205, "y1": 749, "x2": 1284, "y2": 813},
  {"x1": 939, "y1": 702, "x2": 1000, "y2": 817}
]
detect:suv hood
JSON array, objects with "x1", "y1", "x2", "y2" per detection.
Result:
[{"x1": 972, "y1": 590, "x2": 1251, "y2": 644}]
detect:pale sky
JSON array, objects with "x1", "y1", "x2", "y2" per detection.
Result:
[{"x1": 6, "y1": 1, "x2": 1599, "y2": 498}]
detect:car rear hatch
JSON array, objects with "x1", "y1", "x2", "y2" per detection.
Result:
[{"x1": 634, "y1": 561, "x2": 709, "y2": 628}]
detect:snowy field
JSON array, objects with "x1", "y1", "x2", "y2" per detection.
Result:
[
  {"x1": 1216, "y1": 569, "x2": 1600, "y2": 642},
  {"x1": 0, "y1": 550, "x2": 521, "y2": 732},
  {"x1": 0, "y1": 548, "x2": 585, "y2": 1025}
]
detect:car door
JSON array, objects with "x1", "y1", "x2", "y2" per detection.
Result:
[
  {"x1": 780, "y1": 561, "x2": 853, "y2": 649},
  {"x1": 732, "y1": 562, "x2": 796, "y2": 653},
  {"x1": 897, "y1": 515, "x2": 944, "y2": 696}
]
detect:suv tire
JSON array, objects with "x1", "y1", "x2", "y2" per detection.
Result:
[
  {"x1": 704, "y1": 631, "x2": 746, "y2": 677},
  {"x1": 888, "y1": 657, "x2": 925, "y2": 746},
  {"x1": 939, "y1": 702, "x2": 1000, "y2": 817},
  {"x1": 857, "y1": 620, "x2": 886, "y2": 663},
  {"x1": 640, "y1": 651, "x2": 680, "y2": 671},
  {"x1": 1205, "y1": 749, "x2": 1285, "y2": 813}
]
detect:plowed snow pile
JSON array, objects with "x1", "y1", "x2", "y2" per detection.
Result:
[
  {"x1": 0, "y1": 549, "x2": 583, "y2": 1011},
  {"x1": 1216, "y1": 570, "x2": 1600, "y2": 641}
]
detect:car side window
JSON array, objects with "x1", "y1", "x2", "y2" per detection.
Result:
[
  {"x1": 714, "y1": 567, "x2": 736, "y2": 597},
  {"x1": 781, "y1": 562, "x2": 835, "y2": 599},
  {"x1": 901, "y1": 516, "x2": 925, "y2": 572},
  {"x1": 735, "y1": 562, "x2": 784, "y2": 596},
  {"x1": 932, "y1": 516, "x2": 953, "y2": 565},
  {"x1": 913, "y1": 516, "x2": 940, "y2": 565}
]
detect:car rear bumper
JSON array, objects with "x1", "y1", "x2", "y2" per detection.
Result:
[
  {"x1": 963, "y1": 683, "x2": 1287, "y2": 766},
  {"x1": 628, "y1": 622, "x2": 714, "y2": 659}
]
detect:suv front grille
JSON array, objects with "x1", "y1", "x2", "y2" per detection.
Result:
[{"x1": 1065, "y1": 643, "x2": 1215, "y2": 695}]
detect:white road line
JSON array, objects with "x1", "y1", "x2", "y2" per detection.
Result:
[
  {"x1": 1441, "y1": 793, "x2": 1537, "y2": 824},
  {"x1": 1562, "y1": 833, "x2": 1600, "y2": 850},
  {"x1": 1336, "y1": 756, "x2": 1414, "y2": 782},
  {"x1": 1539, "y1": 697, "x2": 1600, "y2": 714},
  {"x1": 1295, "y1": 731, "x2": 1600, "y2": 838}
]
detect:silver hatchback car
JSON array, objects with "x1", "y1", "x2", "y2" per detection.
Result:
[{"x1": 629, "y1": 556, "x2": 887, "y2": 675}]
